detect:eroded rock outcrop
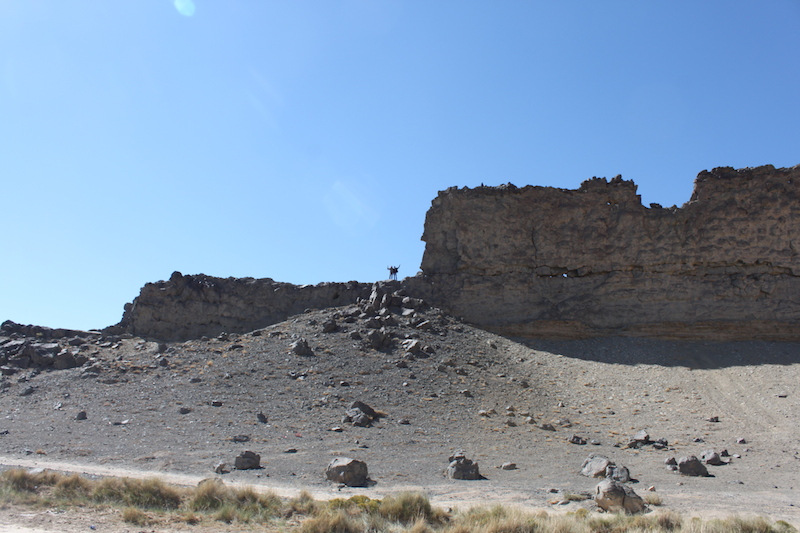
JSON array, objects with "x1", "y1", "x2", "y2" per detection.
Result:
[
  {"x1": 98, "y1": 164, "x2": 800, "y2": 341},
  {"x1": 107, "y1": 272, "x2": 373, "y2": 341},
  {"x1": 411, "y1": 165, "x2": 800, "y2": 340}
]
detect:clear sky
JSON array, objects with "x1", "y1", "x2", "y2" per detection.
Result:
[{"x1": 1, "y1": 1, "x2": 799, "y2": 331}]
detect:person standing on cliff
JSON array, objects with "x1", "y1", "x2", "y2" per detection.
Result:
[{"x1": 388, "y1": 265, "x2": 399, "y2": 281}]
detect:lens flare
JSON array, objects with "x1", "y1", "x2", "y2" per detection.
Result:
[{"x1": 174, "y1": 0, "x2": 196, "y2": 17}]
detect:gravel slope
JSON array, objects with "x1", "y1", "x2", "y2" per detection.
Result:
[{"x1": 1, "y1": 304, "x2": 799, "y2": 526}]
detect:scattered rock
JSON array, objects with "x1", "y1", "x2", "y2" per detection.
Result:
[
  {"x1": 257, "y1": 412, "x2": 268, "y2": 423},
  {"x1": 706, "y1": 416, "x2": 720, "y2": 423},
  {"x1": 178, "y1": 407, "x2": 192, "y2": 414},
  {"x1": 677, "y1": 456, "x2": 709, "y2": 477},
  {"x1": 342, "y1": 401, "x2": 380, "y2": 427},
  {"x1": 325, "y1": 457, "x2": 369, "y2": 487},
  {"x1": 581, "y1": 454, "x2": 614, "y2": 478},
  {"x1": 75, "y1": 411, "x2": 87, "y2": 421},
  {"x1": 290, "y1": 338, "x2": 313, "y2": 356},
  {"x1": 214, "y1": 462, "x2": 231, "y2": 474},
  {"x1": 594, "y1": 479, "x2": 645, "y2": 514},
  {"x1": 568, "y1": 435, "x2": 587, "y2": 445},
  {"x1": 606, "y1": 465, "x2": 631, "y2": 483},
  {"x1": 500, "y1": 462, "x2": 517, "y2": 470},
  {"x1": 538, "y1": 423, "x2": 556, "y2": 431},
  {"x1": 234, "y1": 451, "x2": 261, "y2": 470},
  {"x1": 447, "y1": 452, "x2": 482, "y2": 480},
  {"x1": 701, "y1": 449, "x2": 724, "y2": 466}
]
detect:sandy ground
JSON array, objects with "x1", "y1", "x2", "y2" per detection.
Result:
[{"x1": 1, "y1": 306, "x2": 799, "y2": 530}]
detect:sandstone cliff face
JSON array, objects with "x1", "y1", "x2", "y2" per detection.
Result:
[
  {"x1": 112, "y1": 272, "x2": 372, "y2": 341},
  {"x1": 413, "y1": 165, "x2": 800, "y2": 340}
]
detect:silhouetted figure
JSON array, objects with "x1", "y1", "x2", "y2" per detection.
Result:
[{"x1": 388, "y1": 265, "x2": 399, "y2": 281}]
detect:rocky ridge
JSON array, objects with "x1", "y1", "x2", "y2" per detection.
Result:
[
  {"x1": 84, "y1": 164, "x2": 800, "y2": 343},
  {"x1": 417, "y1": 164, "x2": 800, "y2": 340}
]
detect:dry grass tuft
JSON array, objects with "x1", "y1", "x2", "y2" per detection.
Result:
[
  {"x1": 3, "y1": 469, "x2": 798, "y2": 533},
  {"x1": 300, "y1": 508, "x2": 363, "y2": 533},
  {"x1": 53, "y1": 473, "x2": 91, "y2": 500},
  {"x1": 379, "y1": 492, "x2": 445, "y2": 525},
  {"x1": 643, "y1": 492, "x2": 664, "y2": 506},
  {"x1": 121, "y1": 506, "x2": 151, "y2": 525},
  {"x1": 189, "y1": 479, "x2": 228, "y2": 511}
]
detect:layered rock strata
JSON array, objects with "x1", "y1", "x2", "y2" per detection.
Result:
[{"x1": 413, "y1": 165, "x2": 800, "y2": 340}]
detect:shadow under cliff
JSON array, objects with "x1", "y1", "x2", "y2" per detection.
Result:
[{"x1": 503, "y1": 334, "x2": 800, "y2": 370}]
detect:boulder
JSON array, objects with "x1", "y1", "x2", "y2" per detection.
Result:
[
  {"x1": 343, "y1": 408, "x2": 372, "y2": 427},
  {"x1": 350, "y1": 401, "x2": 377, "y2": 419},
  {"x1": 595, "y1": 479, "x2": 645, "y2": 514},
  {"x1": 366, "y1": 328, "x2": 390, "y2": 349},
  {"x1": 606, "y1": 465, "x2": 631, "y2": 483},
  {"x1": 342, "y1": 401, "x2": 379, "y2": 427},
  {"x1": 701, "y1": 449, "x2": 724, "y2": 466},
  {"x1": 581, "y1": 454, "x2": 613, "y2": 477},
  {"x1": 402, "y1": 339, "x2": 423, "y2": 354},
  {"x1": 234, "y1": 451, "x2": 261, "y2": 470},
  {"x1": 289, "y1": 338, "x2": 313, "y2": 356},
  {"x1": 325, "y1": 457, "x2": 369, "y2": 487},
  {"x1": 447, "y1": 452, "x2": 482, "y2": 480},
  {"x1": 677, "y1": 456, "x2": 709, "y2": 476}
]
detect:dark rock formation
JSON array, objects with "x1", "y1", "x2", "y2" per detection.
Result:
[
  {"x1": 411, "y1": 165, "x2": 800, "y2": 340},
  {"x1": 75, "y1": 164, "x2": 800, "y2": 342},
  {"x1": 105, "y1": 272, "x2": 374, "y2": 341}
]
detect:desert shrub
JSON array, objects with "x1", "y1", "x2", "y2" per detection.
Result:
[
  {"x1": 91, "y1": 477, "x2": 182, "y2": 509},
  {"x1": 301, "y1": 509, "x2": 364, "y2": 533},
  {"x1": 1, "y1": 468, "x2": 61, "y2": 493},
  {"x1": 189, "y1": 479, "x2": 230, "y2": 511},
  {"x1": 378, "y1": 492, "x2": 442, "y2": 525},
  {"x1": 643, "y1": 492, "x2": 663, "y2": 506},
  {"x1": 654, "y1": 510, "x2": 682, "y2": 530},
  {"x1": 408, "y1": 517, "x2": 435, "y2": 533},
  {"x1": 124, "y1": 478, "x2": 183, "y2": 509},
  {"x1": 121, "y1": 506, "x2": 151, "y2": 525},
  {"x1": 286, "y1": 490, "x2": 319, "y2": 517},
  {"x1": 53, "y1": 473, "x2": 91, "y2": 500},
  {"x1": 214, "y1": 503, "x2": 236, "y2": 523},
  {"x1": 91, "y1": 477, "x2": 128, "y2": 503},
  {"x1": 773, "y1": 521, "x2": 799, "y2": 533},
  {"x1": 452, "y1": 506, "x2": 544, "y2": 533},
  {"x1": 561, "y1": 491, "x2": 590, "y2": 502},
  {"x1": 329, "y1": 495, "x2": 381, "y2": 515}
]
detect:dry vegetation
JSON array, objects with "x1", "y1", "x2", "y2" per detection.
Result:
[{"x1": 1, "y1": 468, "x2": 797, "y2": 533}]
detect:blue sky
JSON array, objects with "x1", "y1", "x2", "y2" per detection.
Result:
[{"x1": 1, "y1": 1, "x2": 799, "y2": 331}]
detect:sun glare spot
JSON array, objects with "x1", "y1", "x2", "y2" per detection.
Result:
[{"x1": 174, "y1": 0, "x2": 196, "y2": 17}]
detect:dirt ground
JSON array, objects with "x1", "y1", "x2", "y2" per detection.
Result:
[{"x1": 1, "y1": 304, "x2": 799, "y2": 531}]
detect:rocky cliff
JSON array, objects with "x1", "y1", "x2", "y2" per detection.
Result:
[
  {"x1": 413, "y1": 164, "x2": 800, "y2": 340},
  {"x1": 108, "y1": 272, "x2": 373, "y2": 341},
  {"x1": 105, "y1": 164, "x2": 800, "y2": 341}
]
